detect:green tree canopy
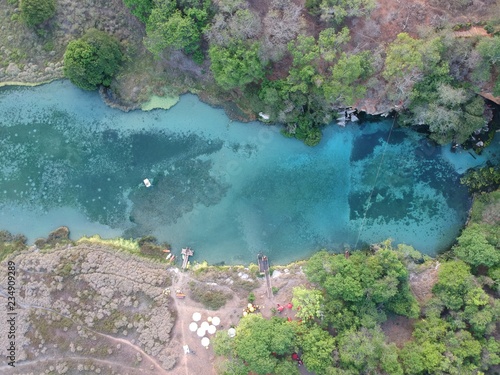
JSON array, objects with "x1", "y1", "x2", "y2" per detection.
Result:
[
  {"x1": 20, "y1": 0, "x2": 56, "y2": 27},
  {"x1": 145, "y1": 6, "x2": 201, "y2": 57},
  {"x1": 461, "y1": 286, "x2": 500, "y2": 336},
  {"x1": 476, "y1": 36, "x2": 500, "y2": 96},
  {"x1": 63, "y1": 29, "x2": 123, "y2": 91},
  {"x1": 229, "y1": 314, "x2": 296, "y2": 375},
  {"x1": 323, "y1": 51, "x2": 372, "y2": 106},
  {"x1": 296, "y1": 324, "x2": 335, "y2": 374},
  {"x1": 287, "y1": 35, "x2": 321, "y2": 94},
  {"x1": 306, "y1": 0, "x2": 376, "y2": 24},
  {"x1": 292, "y1": 286, "x2": 324, "y2": 321},
  {"x1": 124, "y1": 0, "x2": 154, "y2": 23},
  {"x1": 337, "y1": 327, "x2": 403, "y2": 375},
  {"x1": 477, "y1": 36, "x2": 500, "y2": 65},
  {"x1": 432, "y1": 260, "x2": 474, "y2": 311},
  {"x1": 401, "y1": 314, "x2": 489, "y2": 374},
  {"x1": 304, "y1": 249, "x2": 419, "y2": 331},
  {"x1": 461, "y1": 165, "x2": 500, "y2": 193},
  {"x1": 402, "y1": 58, "x2": 486, "y2": 144},
  {"x1": 384, "y1": 33, "x2": 443, "y2": 80},
  {"x1": 318, "y1": 27, "x2": 350, "y2": 62},
  {"x1": 454, "y1": 223, "x2": 500, "y2": 267},
  {"x1": 208, "y1": 41, "x2": 265, "y2": 90}
]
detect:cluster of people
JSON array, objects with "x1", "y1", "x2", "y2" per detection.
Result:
[
  {"x1": 291, "y1": 352, "x2": 303, "y2": 366},
  {"x1": 242, "y1": 303, "x2": 262, "y2": 316},
  {"x1": 276, "y1": 302, "x2": 293, "y2": 313}
]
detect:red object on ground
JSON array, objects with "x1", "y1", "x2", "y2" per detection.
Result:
[
  {"x1": 287, "y1": 317, "x2": 292, "y2": 322},
  {"x1": 287, "y1": 303, "x2": 293, "y2": 309},
  {"x1": 292, "y1": 353, "x2": 299, "y2": 361},
  {"x1": 278, "y1": 306, "x2": 284, "y2": 312}
]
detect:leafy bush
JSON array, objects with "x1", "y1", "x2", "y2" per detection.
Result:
[
  {"x1": 63, "y1": 29, "x2": 123, "y2": 91},
  {"x1": 305, "y1": 0, "x2": 375, "y2": 24},
  {"x1": 20, "y1": 0, "x2": 56, "y2": 27},
  {"x1": 454, "y1": 224, "x2": 500, "y2": 268},
  {"x1": 137, "y1": 236, "x2": 171, "y2": 261},
  {"x1": 0, "y1": 231, "x2": 27, "y2": 261},
  {"x1": 124, "y1": 0, "x2": 154, "y2": 23},
  {"x1": 484, "y1": 24, "x2": 495, "y2": 34},
  {"x1": 143, "y1": 0, "x2": 211, "y2": 62},
  {"x1": 248, "y1": 292, "x2": 255, "y2": 303},
  {"x1": 189, "y1": 282, "x2": 233, "y2": 310},
  {"x1": 208, "y1": 42, "x2": 265, "y2": 90},
  {"x1": 461, "y1": 165, "x2": 500, "y2": 193}
]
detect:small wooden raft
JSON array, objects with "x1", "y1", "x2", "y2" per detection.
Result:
[{"x1": 181, "y1": 247, "x2": 194, "y2": 269}]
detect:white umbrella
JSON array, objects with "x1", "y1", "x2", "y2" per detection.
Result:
[
  {"x1": 212, "y1": 316, "x2": 220, "y2": 326},
  {"x1": 201, "y1": 337, "x2": 210, "y2": 348},
  {"x1": 228, "y1": 328, "x2": 236, "y2": 338},
  {"x1": 192, "y1": 312, "x2": 201, "y2": 322},
  {"x1": 207, "y1": 325, "x2": 217, "y2": 335},
  {"x1": 196, "y1": 327, "x2": 206, "y2": 337},
  {"x1": 189, "y1": 322, "x2": 198, "y2": 332},
  {"x1": 200, "y1": 321, "x2": 210, "y2": 330}
]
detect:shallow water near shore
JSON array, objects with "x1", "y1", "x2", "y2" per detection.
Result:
[{"x1": 0, "y1": 81, "x2": 499, "y2": 264}]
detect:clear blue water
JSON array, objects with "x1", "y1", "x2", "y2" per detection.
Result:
[{"x1": 1, "y1": 81, "x2": 499, "y2": 264}]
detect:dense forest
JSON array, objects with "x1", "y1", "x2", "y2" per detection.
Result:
[
  {"x1": 212, "y1": 187, "x2": 500, "y2": 375},
  {"x1": 4, "y1": 0, "x2": 498, "y2": 146}
]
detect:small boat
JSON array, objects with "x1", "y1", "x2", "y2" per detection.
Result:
[
  {"x1": 166, "y1": 253, "x2": 172, "y2": 260},
  {"x1": 143, "y1": 178, "x2": 152, "y2": 187},
  {"x1": 170, "y1": 255, "x2": 176, "y2": 262},
  {"x1": 162, "y1": 249, "x2": 171, "y2": 253}
]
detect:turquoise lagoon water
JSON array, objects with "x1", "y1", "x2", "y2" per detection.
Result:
[{"x1": 0, "y1": 81, "x2": 499, "y2": 264}]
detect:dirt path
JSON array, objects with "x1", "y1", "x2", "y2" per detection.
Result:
[
  {"x1": 454, "y1": 26, "x2": 489, "y2": 38},
  {"x1": 170, "y1": 271, "x2": 191, "y2": 375},
  {"x1": 167, "y1": 269, "x2": 219, "y2": 375},
  {"x1": 0, "y1": 356, "x2": 151, "y2": 374},
  {"x1": 0, "y1": 293, "x2": 169, "y2": 375}
]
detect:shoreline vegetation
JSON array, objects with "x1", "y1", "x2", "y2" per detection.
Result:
[
  {"x1": 1, "y1": 0, "x2": 500, "y2": 145},
  {"x1": 0, "y1": 79, "x2": 57, "y2": 88}
]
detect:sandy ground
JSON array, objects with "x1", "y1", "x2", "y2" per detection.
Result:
[{"x1": 166, "y1": 265, "x2": 310, "y2": 374}]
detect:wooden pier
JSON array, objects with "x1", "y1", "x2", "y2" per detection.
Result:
[
  {"x1": 181, "y1": 247, "x2": 194, "y2": 269},
  {"x1": 258, "y1": 254, "x2": 273, "y2": 299}
]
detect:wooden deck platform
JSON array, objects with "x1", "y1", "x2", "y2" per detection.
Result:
[
  {"x1": 181, "y1": 247, "x2": 194, "y2": 269},
  {"x1": 258, "y1": 254, "x2": 272, "y2": 298}
]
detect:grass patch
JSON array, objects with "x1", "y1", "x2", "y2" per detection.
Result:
[
  {"x1": 0, "y1": 231, "x2": 27, "y2": 261},
  {"x1": 93, "y1": 310, "x2": 124, "y2": 333},
  {"x1": 232, "y1": 277, "x2": 259, "y2": 293},
  {"x1": 77, "y1": 235, "x2": 171, "y2": 262},
  {"x1": 57, "y1": 262, "x2": 73, "y2": 276},
  {"x1": 77, "y1": 235, "x2": 140, "y2": 253},
  {"x1": 189, "y1": 282, "x2": 233, "y2": 310}
]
